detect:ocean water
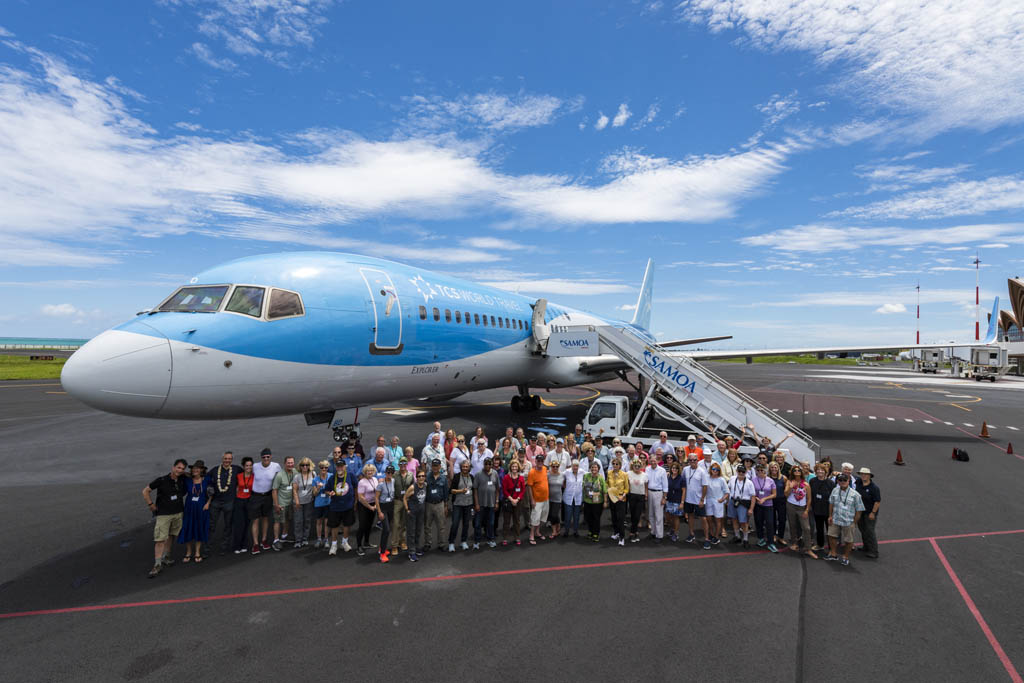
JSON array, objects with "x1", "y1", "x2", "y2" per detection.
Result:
[{"x1": 0, "y1": 337, "x2": 90, "y2": 349}]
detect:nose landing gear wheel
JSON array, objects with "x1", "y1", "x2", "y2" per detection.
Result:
[{"x1": 333, "y1": 429, "x2": 345, "y2": 442}]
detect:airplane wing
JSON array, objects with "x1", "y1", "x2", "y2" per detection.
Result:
[{"x1": 682, "y1": 297, "x2": 1000, "y2": 360}]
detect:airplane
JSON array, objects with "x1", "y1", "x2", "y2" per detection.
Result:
[{"x1": 61, "y1": 251, "x2": 1001, "y2": 442}]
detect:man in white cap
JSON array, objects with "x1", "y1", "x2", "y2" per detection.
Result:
[
  {"x1": 854, "y1": 467, "x2": 881, "y2": 559},
  {"x1": 826, "y1": 473, "x2": 864, "y2": 566}
]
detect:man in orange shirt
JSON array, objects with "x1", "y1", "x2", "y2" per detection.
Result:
[
  {"x1": 683, "y1": 434, "x2": 703, "y2": 460},
  {"x1": 526, "y1": 461, "x2": 549, "y2": 545}
]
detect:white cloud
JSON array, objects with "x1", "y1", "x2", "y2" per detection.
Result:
[
  {"x1": 460, "y1": 236, "x2": 530, "y2": 251},
  {"x1": 616, "y1": 303, "x2": 638, "y2": 311},
  {"x1": 875, "y1": 303, "x2": 907, "y2": 314},
  {"x1": 755, "y1": 91, "x2": 799, "y2": 126},
  {"x1": 853, "y1": 163, "x2": 969, "y2": 194},
  {"x1": 679, "y1": 0, "x2": 1024, "y2": 137},
  {"x1": 634, "y1": 103, "x2": 659, "y2": 129},
  {"x1": 612, "y1": 103, "x2": 632, "y2": 127},
  {"x1": 0, "y1": 236, "x2": 117, "y2": 267},
  {"x1": 169, "y1": 0, "x2": 335, "y2": 66},
  {"x1": 594, "y1": 112, "x2": 609, "y2": 130},
  {"x1": 403, "y1": 92, "x2": 575, "y2": 132},
  {"x1": 41, "y1": 303, "x2": 80, "y2": 316},
  {"x1": 0, "y1": 48, "x2": 802, "y2": 264},
  {"x1": 742, "y1": 223, "x2": 1024, "y2": 253},
  {"x1": 980, "y1": 242, "x2": 1009, "y2": 249},
  {"x1": 188, "y1": 42, "x2": 237, "y2": 70},
  {"x1": 747, "y1": 287, "x2": 989, "y2": 309},
  {"x1": 835, "y1": 175, "x2": 1024, "y2": 220},
  {"x1": 481, "y1": 279, "x2": 633, "y2": 296}
]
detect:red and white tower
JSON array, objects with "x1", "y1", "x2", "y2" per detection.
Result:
[
  {"x1": 974, "y1": 252, "x2": 981, "y2": 341},
  {"x1": 916, "y1": 281, "x2": 920, "y2": 345}
]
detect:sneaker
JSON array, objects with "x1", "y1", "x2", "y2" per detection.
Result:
[
  {"x1": 328, "y1": 542, "x2": 338, "y2": 556},
  {"x1": 618, "y1": 538, "x2": 625, "y2": 547},
  {"x1": 472, "y1": 543, "x2": 479, "y2": 550},
  {"x1": 840, "y1": 557, "x2": 850, "y2": 566},
  {"x1": 160, "y1": 556, "x2": 175, "y2": 567},
  {"x1": 757, "y1": 539, "x2": 767, "y2": 547},
  {"x1": 447, "y1": 543, "x2": 456, "y2": 553},
  {"x1": 313, "y1": 538, "x2": 322, "y2": 549},
  {"x1": 591, "y1": 534, "x2": 600, "y2": 543},
  {"x1": 824, "y1": 554, "x2": 838, "y2": 562},
  {"x1": 683, "y1": 535, "x2": 694, "y2": 544},
  {"x1": 147, "y1": 564, "x2": 162, "y2": 578},
  {"x1": 731, "y1": 536, "x2": 742, "y2": 544},
  {"x1": 409, "y1": 553, "x2": 418, "y2": 562},
  {"x1": 767, "y1": 544, "x2": 778, "y2": 553},
  {"x1": 380, "y1": 553, "x2": 389, "y2": 563},
  {"x1": 515, "y1": 539, "x2": 521, "y2": 546},
  {"x1": 631, "y1": 536, "x2": 640, "y2": 543},
  {"x1": 610, "y1": 533, "x2": 620, "y2": 541},
  {"x1": 488, "y1": 541, "x2": 497, "y2": 548},
  {"x1": 702, "y1": 540, "x2": 712, "y2": 550},
  {"x1": 234, "y1": 548, "x2": 244, "y2": 554},
  {"x1": 251, "y1": 544, "x2": 261, "y2": 555},
  {"x1": 742, "y1": 540, "x2": 750, "y2": 549},
  {"x1": 502, "y1": 540, "x2": 508, "y2": 547},
  {"x1": 260, "y1": 542, "x2": 271, "y2": 551},
  {"x1": 711, "y1": 537, "x2": 721, "y2": 546},
  {"x1": 461, "y1": 542, "x2": 469, "y2": 551},
  {"x1": 341, "y1": 539, "x2": 352, "y2": 552},
  {"x1": 356, "y1": 547, "x2": 366, "y2": 556},
  {"x1": 272, "y1": 539, "x2": 282, "y2": 552}
]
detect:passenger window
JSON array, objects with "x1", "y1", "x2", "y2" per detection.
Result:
[
  {"x1": 505, "y1": 317, "x2": 510, "y2": 329},
  {"x1": 465, "y1": 311, "x2": 471, "y2": 325},
  {"x1": 490, "y1": 315, "x2": 496, "y2": 327},
  {"x1": 419, "y1": 305, "x2": 427, "y2": 320},
  {"x1": 518, "y1": 320, "x2": 523, "y2": 330},
  {"x1": 455, "y1": 311, "x2": 462, "y2": 323},
  {"x1": 225, "y1": 286, "x2": 265, "y2": 318},
  {"x1": 432, "y1": 307, "x2": 440, "y2": 322},
  {"x1": 445, "y1": 309, "x2": 452, "y2": 323},
  {"x1": 498, "y1": 317, "x2": 503, "y2": 328},
  {"x1": 474, "y1": 313, "x2": 480, "y2": 325},
  {"x1": 267, "y1": 289, "x2": 304, "y2": 319}
]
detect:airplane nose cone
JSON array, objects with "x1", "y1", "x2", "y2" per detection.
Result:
[{"x1": 61, "y1": 326, "x2": 172, "y2": 417}]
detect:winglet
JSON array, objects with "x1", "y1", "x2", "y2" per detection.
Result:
[
  {"x1": 983, "y1": 296, "x2": 1000, "y2": 344},
  {"x1": 630, "y1": 259, "x2": 654, "y2": 330}
]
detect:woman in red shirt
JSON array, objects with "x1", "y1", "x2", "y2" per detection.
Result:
[
  {"x1": 501, "y1": 459, "x2": 526, "y2": 546},
  {"x1": 232, "y1": 456, "x2": 254, "y2": 554}
]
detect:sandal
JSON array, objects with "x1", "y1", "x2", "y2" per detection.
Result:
[
  {"x1": 529, "y1": 539, "x2": 537, "y2": 545},
  {"x1": 194, "y1": 556, "x2": 204, "y2": 563},
  {"x1": 182, "y1": 555, "x2": 192, "y2": 563}
]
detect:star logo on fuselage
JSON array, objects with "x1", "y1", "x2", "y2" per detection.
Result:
[{"x1": 409, "y1": 274, "x2": 438, "y2": 304}]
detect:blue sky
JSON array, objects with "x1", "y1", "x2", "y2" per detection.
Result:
[{"x1": 3, "y1": 1, "x2": 1024, "y2": 347}]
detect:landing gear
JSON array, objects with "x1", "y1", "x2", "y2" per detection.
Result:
[{"x1": 511, "y1": 387, "x2": 541, "y2": 412}]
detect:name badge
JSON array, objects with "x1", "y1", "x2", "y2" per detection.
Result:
[
  {"x1": 816, "y1": 493, "x2": 823, "y2": 499},
  {"x1": 170, "y1": 495, "x2": 178, "y2": 500},
  {"x1": 487, "y1": 481, "x2": 494, "y2": 487},
  {"x1": 192, "y1": 496, "x2": 200, "y2": 502},
  {"x1": 243, "y1": 488, "x2": 249, "y2": 493}
]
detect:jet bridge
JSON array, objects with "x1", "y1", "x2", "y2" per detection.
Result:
[{"x1": 549, "y1": 323, "x2": 821, "y2": 465}]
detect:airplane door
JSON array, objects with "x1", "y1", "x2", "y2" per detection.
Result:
[{"x1": 359, "y1": 268, "x2": 404, "y2": 354}]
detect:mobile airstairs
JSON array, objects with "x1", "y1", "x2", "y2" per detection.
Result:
[{"x1": 549, "y1": 323, "x2": 821, "y2": 465}]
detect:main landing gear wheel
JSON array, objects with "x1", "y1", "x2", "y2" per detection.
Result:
[{"x1": 511, "y1": 394, "x2": 542, "y2": 412}]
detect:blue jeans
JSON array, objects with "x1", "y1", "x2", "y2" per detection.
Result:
[
  {"x1": 448, "y1": 504, "x2": 473, "y2": 544},
  {"x1": 474, "y1": 506, "x2": 496, "y2": 542},
  {"x1": 563, "y1": 502, "x2": 581, "y2": 534}
]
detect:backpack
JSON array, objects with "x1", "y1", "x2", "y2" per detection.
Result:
[{"x1": 953, "y1": 448, "x2": 970, "y2": 462}]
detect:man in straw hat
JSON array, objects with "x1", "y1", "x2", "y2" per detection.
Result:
[{"x1": 854, "y1": 467, "x2": 881, "y2": 559}]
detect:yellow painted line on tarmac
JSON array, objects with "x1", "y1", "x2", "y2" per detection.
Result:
[
  {"x1": 539, "y1": 397, "x2": 557, "y2": 407},
  {"x1": 0, "y1": 383, "x2": 61, "y2": 388},
  {"x1": 46, "y1": 391, "x2": 67, "y2": 395},
  {"x1": 948, "y1": 403, "x2": 972, "y2": 412}
]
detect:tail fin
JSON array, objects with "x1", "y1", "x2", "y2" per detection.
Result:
[
  {"x1": 983, "y1": 296, "x2": 1000, "y2": 344},
  {"x1": 630, "y1": 259, "x2": 654, "y2": 330}
]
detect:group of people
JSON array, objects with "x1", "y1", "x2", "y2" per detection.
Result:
[{"x1": 142, "y1": 421, "x2": 881, "y2": 577}]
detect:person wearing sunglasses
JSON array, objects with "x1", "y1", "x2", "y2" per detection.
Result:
[
  {"x1": 682, "y1": 454, "x2": 709, "y2": 547},
  {"x1": 292, "y1": 457, "x2": 317, "y2": 548},
  {"x1": 702, "y1": 462, "x2": 728, "y2": 547},
  {"x1": 312, "y1": 461, "x2": 332, "y2": 549}
]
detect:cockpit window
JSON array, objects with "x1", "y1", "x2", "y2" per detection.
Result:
[
  {"x1": 267, "y1": 289, "x2": 304, "y2": 320},
  {"x1": 158, "y1": 285, "x2": 229, "y2": 313},
  {"x1": 224, "y1": 286, "x2": 265, "y2": 318}
]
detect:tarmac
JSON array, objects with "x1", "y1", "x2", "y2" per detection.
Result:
[{"x1": 1, "y1": 361, "x2": 1022, "y2": 682}]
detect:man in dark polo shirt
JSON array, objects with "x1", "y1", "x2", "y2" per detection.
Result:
[
  {"x1": 206, "y1": 451, "x2": 242, "y2": 555},
  {"x1": 143, "y1": 458, "x2": 188, "y2": 578}
]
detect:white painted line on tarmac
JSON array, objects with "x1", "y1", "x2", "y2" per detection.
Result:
[
  {"x1": 1009, "y1": 426, "x2": 1020, "y2": 431},
  {"x1": 869, "y1": 416, "x2": 877, "y2": 420},
  {"x1": 905, "y1": 418, "x2": 914, "y2": 423},
  {"x1": 964, "y1": 423, "x2": 974, "y2": 427},
  {"x1": 924, "y1": 420, "x2": 933, "y2": 424},
  {"x1": 887, "y1": 417, "x2": 895, "y2": 421},
  {"x1": 852, "y1": 415, "x2": 859, "y2": 418},
  {"x1": 834, "y1": 413, "x2": 842, "y2": 417}
]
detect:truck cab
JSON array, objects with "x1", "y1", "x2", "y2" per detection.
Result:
[{"x1": 583, "y1": 395, "x2": 632, "y2": 438}]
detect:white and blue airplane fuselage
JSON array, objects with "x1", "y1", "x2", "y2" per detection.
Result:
[{"x1": 61, "y1": 252, "x2": 637, "y2": 424}]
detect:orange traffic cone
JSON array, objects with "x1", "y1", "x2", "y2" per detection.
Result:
[
  {"x1": 1008, "y1": 443, "x2": 1015, "y2": 455},
  {"x1": 894, "y1": 449, "x2": 906, "y2": 466},
  {"x1": 951, "y1": 448, "x2": 957, "y2": 460},
  {"x1": 980, "y1": 421, "x2": 990, "y2": 438}
]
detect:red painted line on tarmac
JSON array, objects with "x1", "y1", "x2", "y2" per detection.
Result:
[
  {"x1": 0, "y1": 550, "x2": 762, "y2": 620},
  {"x1": 912, "y1": 407, "x2": 1024, "y2": 461},
  {"x1": 880, "y1": 528, "x2": 1024, "y2": 546},
  {"x1": 5, "y1": 528, "x2": 1024, "y2": 622},
  {"x1": 930, "y1": 539, "x2": 1023, "y2": 683}
]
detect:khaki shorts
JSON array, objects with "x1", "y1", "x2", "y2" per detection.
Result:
[
  {"x1": 274, "y1": 504, "x2": 294, "y2": 525},
  {"x1": 154, "y1": 513, "x2": 183, "y2": 542},
  {"x1": 828, "y1": 523, "x2": 855, "y2": 544},
  {"x1": 530, "y1": 501, "x2": 550, "y2": 527}
]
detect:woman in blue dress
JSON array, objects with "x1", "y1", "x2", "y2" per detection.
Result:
[{"x1": 178, "y1": 460, "x2": 211, "y2": 562}]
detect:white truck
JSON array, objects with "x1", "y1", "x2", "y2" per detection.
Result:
[
  {"x1": 970, "y1": 347, "x2": 1007, "y2": 382},
  {"x1": 920, "y1": 349, "x2": 943, "y2": 374}
]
